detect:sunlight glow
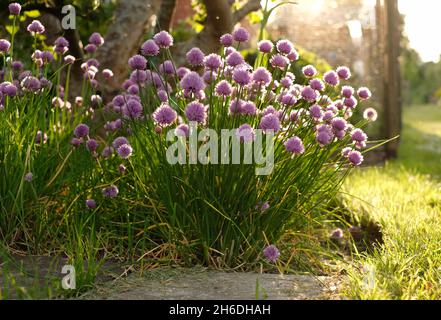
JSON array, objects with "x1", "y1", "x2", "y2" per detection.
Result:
[{"x1": 398, "y1": 0, "x2": 441, "y2": 62}]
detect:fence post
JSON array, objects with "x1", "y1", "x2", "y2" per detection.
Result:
[{"x1": 382, "y1": 0, "x2": 402, "y2": 158}]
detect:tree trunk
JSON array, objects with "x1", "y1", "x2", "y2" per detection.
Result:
[
  {"x1": 96, "y1": 0, "x2": 162, "y2": 96},
  {"x1": 157, "y1": 0, "x2": 177, "y2": 31}
]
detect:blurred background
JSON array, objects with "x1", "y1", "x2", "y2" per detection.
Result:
[{"x1": 1, "y1": 0, "x2": 440, "y2": 160}]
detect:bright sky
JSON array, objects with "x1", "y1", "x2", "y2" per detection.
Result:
[{"x1": 398, "y1": 0, "x2": 441, "y2": 62}]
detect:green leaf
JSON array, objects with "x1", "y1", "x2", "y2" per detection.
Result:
[
  {"x1": 5, "y1": 25, "x2": 19, "y2": 35},
  {"x1": 24, "y1": 10, "x2": 41, "y2": 18}
]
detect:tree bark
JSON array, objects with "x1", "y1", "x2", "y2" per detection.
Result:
[
  {"x1": 96, "y1": 0, "x2": 162, "y2": 96},
  {"x1": 172, "y1": 0, "x2": 261, "y2": 66},
  {"x1": 157, "y1": 0, "x2": 177, "y2": 31}
]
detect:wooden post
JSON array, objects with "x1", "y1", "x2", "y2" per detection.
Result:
[{"x1": 382, "y1": 0, "x2": 402, "y2": 158}]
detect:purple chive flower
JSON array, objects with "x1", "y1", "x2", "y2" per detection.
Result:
[
  {"x1": 336, "y1": 66, "x2": 351, "y2": 80},
  {"x1": 35, "y1": 131, "x2": 48, "y2": 145},
  {"x1": 341, "y1": 86, "x2": 355, "y2": 98},
  {"x1": 341, "y1": 147, "x2": 353, "y2": 157},
  {"x1": 123, "y1": 99, "x2": 143, "y2": 119},
  {"x1": 252, "y1": 67, "x2": 272, "y2": 86},
  {"x1": 203, "y1": 70, "x2": 217, "y2": 84},
  {"x1": 285, "y1": 137, "x2": 305, "y2": 155},
  {"x1": 159, "y1": 60, "x2": 175, "y2": 75},
  {"x1": 86, "y1": 199, "x2": 96, "y2": 209},
  {"x1": 84, "y1": 44, "x2": 97, "y2": 54},
  {"x1": 24, "y1": 172, "x2": 33, "y2": 182},
  {"x1": 130, "y1": 70, "x2": 147, "y2": 84},
  {"x1": 224, "y1": 46, "x2": 235, "y2": 56},
  {"x1": 258, "y1": 40, "x2": 274, "y2": 53},
  {"x1": 226, "y1": 51, "x2": 244, "y2": 67},
  {"x1": 127, "y1": 84, "x2": 139, "y2": 95},
  {"x1": 290, "y1": 109, "x2": 303, "y2": 122},
  {"x1": 363, "y1": 108, "x2": 378, "y2": 122},
  {"x1": 41, "y1": 51, "x2": 54, "y2": 63},
  {"x1": 344, "y1": 96, "x2": 358, "y2": 109},
  {"x1": 89, "y1": 32, "x2": 104, "y2": 46},
  {"x1": 141, "y1": 39, "x2": 160, "y2": 56},
  {"x1": 276, "y1": 39, "x2": 293, "y2": 55},
  {"x1": 323, "y1": 71, "x2": 340, "y2": 86},
  {"x1": 118, "y1": 164, "x2": 127, "y2": 174},
  {"x1": 261, "y1": 106, "x2": 277, "y2": 117},
  {"x1": 102, "y1": 185, "x2": 119, "y2": 198},
  {"x1": 309, "y1": 104, "x2": 323, "y2": 119},
  {"x1": 357, "y1": 87, "x2": 372, "y2": 100},
  {"x1": 331, "y1": 228, "x2": 344, "y2": 239},
  {"x1": 64, "y1": 55, "x2": 75, "y2": 64},
  {"x1": 270, "y1": 54, "x2": 289, "y2": 69},
  {"x1": 282, "y1": 93, "x2": 297, "y2": 106},
  {"x1": 102, "y1": 69, "x2": 114, "y2": 79},
  {"x1": 263, "y1": 245, "x2": 280, "y2": 263},
  {"x1": 86, "y1": 139, "x2": 99, "y2": 153},
  {"x1": 215, "y1": 80, "x2": 232, "y2": 97},
  {"x1": 153, "y1": 104, "x2": 177, "y2": 126},
  {"x1": 70, "y1": 138, "x2": 82, "y2": 147},
  {"x1": 112, "y1": 137, "x2": 129, "y2": 149},
  {"x1": 3, "y1": 84, "x2": 17, "y2": 97},
  {"x1": 302, "y1": 65, "x2": 317, "y2": 77},
  {"x1": 287, "y1": 49, "x2": 299, "y2": 61},
  {"x1": 11, "y1": 60, "x2": 23, "y2": 70},
  {"x1": 0, "y1": 39, "x2": 11, "y2": 53},
  {"x1": 180, "y1": 71, "x2": 205, "y2": 94},
  {"x1": 9, "y1": 3, "x2": 21, "y2": 15},
  {"x1": 102, "y1": 146, "x2": 114, "y2": 158},
  {"x1": 232, "y1": 27, "x2": 249, "y2": 42},
  {"x1": 156, "y1": 90, "x2": 168, "y2": 103},
  {"x1": 128, "y1": 54, "x2": 147, "y2": 70},
  {"x1": 229, "y1": 99, "x2": 244, "y2": 114},
  {"x1": 186, "y1": 47, "x2": 205, "y2": 66},
  {"x1": 220, "y1": 33, "x2": 234, "y2": 46},
  {"x1": 185, "y1": 101, "x2": 207, "y2": 124},
  {"x1": 176, "y1": 67, "x2": 190, "y2": 79},
  {"x1": 117, "y1": 144, "x2": 133, "y2": 159},
  {"x1": 259, "y1": 114, "x2": 281, "y2": 133},
  {"x1": 241, "y1": 101, "x2": 257, "y2": 115},
  {"x1": 54, "y1": 36, "x2": 69, "y2": 48},
  {"x1": 203, "y1": 53, "x2": 222, "y2": 70},
  {"x1": 331, "y1": 117, "x2": 348, "y2": 131},
  {"x1": 21, "y1": 76, "x2": 41, "y2": 92},
  {"x1": 236, "y1": 124, "x2": 255, "y2": 142},
  {"x1": 322, "y1": 110, "x2": 335, "y2": 122},
  {"x1": 27, "y1": 20, "x2": 45, "y2": 34},
  {"x1": 175, "y1": 124, "x2": 190, "y2": 137},
  {"x1": 301, "y1": 86, "x2": 318, "y2": 102},
  {"x1": 74, "y1": 124, "x2": 89, "y2": 138},
  {"x1": 335, "y1": 130, "x2": 346, "y2": 140},
  {"x1": 280, "y1": 76, "x2": 293, "y2": 88},
  {"x1": 309, "y1": 78, "x2": 325, "y2": 91},
  {"x1": 153, "y1": 31, "x2": 173, "y2": 48},
  {"x1": 351, "y1": 129, "x2": 368, "y2": 143},
  {"x1": 233, "y1": 67, "x2": 251, "y2": 86},
  {"x1": 348, "y1": 150, "x2": 364, "y2": 166},
  {"x1": 54, "y1": 37, "x2": 69, "y2": 54},
  {"x1": 112, "y1": 95, "x2": 125, "y2": 108},
  {"x1": 316, "y1": 130, "x2": 333, "y2": 146}
]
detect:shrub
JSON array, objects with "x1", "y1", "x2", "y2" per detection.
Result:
[{"x1": 74, "y1": 30, "x2": 378, "y2": 267}]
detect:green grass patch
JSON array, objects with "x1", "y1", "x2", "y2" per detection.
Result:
[{"x1": 343, "y1": 105, "x2": 441, "y2": 299}]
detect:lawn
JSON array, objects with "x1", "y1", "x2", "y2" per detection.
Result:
[{"x1": 342, "y1": 104, "x2": 441, "y2": 299}]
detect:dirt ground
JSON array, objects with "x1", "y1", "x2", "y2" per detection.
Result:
[
  {"x1": 1, "y1": 256, "x2": 342, "y2": 300},
  {"x1": 80, "y1": 267, "x2": 341, "y2": 300}
]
